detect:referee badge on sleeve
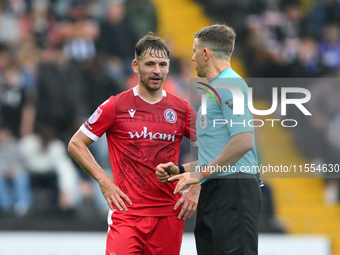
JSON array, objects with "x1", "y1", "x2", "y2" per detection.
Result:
[{"x1": 199, "y1": 114, "x2": 207, "y2": 130}]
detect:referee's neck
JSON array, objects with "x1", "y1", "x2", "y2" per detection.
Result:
[{"x1": 206, "y1": 60, "x2": 231, "y2": 82}]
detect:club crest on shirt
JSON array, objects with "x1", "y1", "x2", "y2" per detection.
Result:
[
  {"x1": 89, "y1": 108, "x2": 102, "y2": 124},
  {"x1": 164, "y1": 108, "x2": 177, "y2": 123},
  {"x1": 199, "y1": 114, "x2": 207, "y2": 130}
]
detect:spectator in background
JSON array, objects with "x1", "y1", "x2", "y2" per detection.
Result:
[
  {"x1": 281, "y1": 2, "x2": 305, "y2": 39},
  {"x1": 125, "y1": 0, "x2": 158, "y2": 37},
  {"x1": 195, "y1": 0, "x2": 267, "y2": 42},
  {"x1": 35, "y1": 44, "x2": 88, "y2": 142},
  {"x1": 319, "y1": 23, "x2": 340, "y2": 71},
  {"x1": 307, "y1": 0, "x2": 340, "y2": 38},
  {"x1": 173, "y1": 59, "x2": 194, "y2": 102},
  {"x1": 244, "y1": 14, "x2": 269, "y2": 78},
  {"x1": 0, "y1": 63, "x2": 33, "y2": 137},
  {"x1": 19, "y1": 122, "x2": 79, "y2": 213},
  {"x1": 242, "y1": 1, "x2": 318, "y2": 79},
  {"x1": 16, "y1": 36, "x2": 39, "y2": 136},
  {"x1": 0, "y1": 1, "x2": 22, "y2": 47},
  {"x1": 0, "y1": 123, "x2": 31, "y2": 217},
  {"x1": 7, "y1": 0, "x2": 27, "y2": 17},
  {"x1": 165, "y1": 38, "x2": 181, "y2": 76},
  {"x1": 0, "y1": 38, "x2": 38, "y2": 140},
  {"x1": 54, "y1": 0, "x2": 107, "y2": 21},
  {"x1": 54, "y1": 0, "x2": 99, "y2": 63},
  {"x1": 305, "y1": 69, "x2": 340, "y2": 204},
  {"x1": 289, "y1": 35, "x2": 326, "y2": 77},
  {"x1": 21, "y1": 0, "x2": 55, "y2": 50},
  {"x1": 96, "y1": 0, "x2": 138, "y2": 80},
  {"x1": 85, "y1": 0, "x2": 108, "y2": 21},
  {"x1": 254, "y1": 2, "x2": 304, "y2": 76}
]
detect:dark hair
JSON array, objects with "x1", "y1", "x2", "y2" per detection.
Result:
[
  {"x1": 194, "y1": 24, "x2": 236, "y2": 60},
  {"x1": 135, "y1": 33, "x2": 170, "y2": 61}
]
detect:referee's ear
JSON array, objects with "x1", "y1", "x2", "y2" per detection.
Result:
[
  {"x1": 203, "y1": 47, "x2": 212, "y2": 62},
  {"x1": 132, "y1": 59, "x2": 139, "y2": 74}
]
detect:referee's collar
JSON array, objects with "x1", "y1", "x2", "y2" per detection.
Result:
[{"x1": 210, "y1": 68, "x2": 232, "y2": 87}]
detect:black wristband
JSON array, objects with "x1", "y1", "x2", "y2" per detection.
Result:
[{"x1": 177, "y1": 164, "x2": 185, "y2": 174}]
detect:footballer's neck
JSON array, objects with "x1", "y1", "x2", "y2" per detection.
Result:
[{"x1": 136, "y1": 84, "x2": 164, "y2": 104}]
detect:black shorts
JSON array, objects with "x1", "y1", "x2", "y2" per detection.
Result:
[{"x1": 194, "y1": 174, "x2": 262, "y2": 255}]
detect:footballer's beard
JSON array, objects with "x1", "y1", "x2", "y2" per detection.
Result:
[{"x1": 140, "y1": 75, "x2": 165, "y2": 92}]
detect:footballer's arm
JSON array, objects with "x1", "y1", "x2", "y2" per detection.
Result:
[
  {"x1": 68, "y1": 130, "x2": 132, "y2": 211},
  {"x1": 155, "y1": 160, "x2": 199, "y2": 182},
  {"x1": 155, "y1": 152, "x2": 200, "y2": 220},
  {"x1": 155, "y1": 144, "x2": 198, "y2": 182}
]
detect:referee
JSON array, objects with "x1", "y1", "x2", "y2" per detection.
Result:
[{"x1": 156, "y1": 24, "x2": 261, "y2": 255}]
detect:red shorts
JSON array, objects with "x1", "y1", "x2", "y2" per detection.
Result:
[{"x1": 106, "y1": 211, "x2": 184, "y2": 255}]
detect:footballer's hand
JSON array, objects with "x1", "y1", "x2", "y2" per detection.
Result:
[
  {"x1": 168, "y1": 172, "x2": 204, "y2": 194},
  {"x1": 155, "y1": 162, "x2": 179, "y2": 183},
  {"x1": 99, "y1": 176, "x2": 132, "y2": 211},
  {"x1": 175, "y1": 184, "x2": 201, "y2": 220}
]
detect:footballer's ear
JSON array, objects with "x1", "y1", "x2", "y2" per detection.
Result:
[{"x1": 132, "y1": 59, "x2": 139, "y2": 73}]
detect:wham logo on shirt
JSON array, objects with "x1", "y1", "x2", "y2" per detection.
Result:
[{"x1": 128, "y1": 126, "x2": 176, "y2": 141}]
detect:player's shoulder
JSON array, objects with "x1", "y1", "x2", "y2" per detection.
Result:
[
  {"x1": 107, "y1": 88, "x2": 135, "y2": 108},
  {"x1": 97, "y1": 89, "x2": 133, "y2": 109},
  {"x1": 112, "y1": 88, "x2": 134, "y2": 101}
]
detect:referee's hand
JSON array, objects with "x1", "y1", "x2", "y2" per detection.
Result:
[
  {"x1": 168, "y1": 172, "x2": 204, "y2": 194},
  {"x1": 155, "y1": 162, "x2": 179, "y2": 183},
  {"x1": 175, "y1": 184, "x2": 200, "y2": 220}
]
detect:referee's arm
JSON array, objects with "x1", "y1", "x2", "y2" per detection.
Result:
[
  {"x1": 167, "y1": 132, "x2": 253, "y2": 194},
  {"x1": 205, "y1": 131, "x2": 253, "y2": 174}
]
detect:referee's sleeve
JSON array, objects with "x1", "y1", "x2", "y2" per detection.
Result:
[{"x1": 219, "y1": 88, "x2": 253, "y2": 137}]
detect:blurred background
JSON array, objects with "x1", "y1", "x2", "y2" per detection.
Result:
[{"x1": 0, "y1": 0, "x2": 339, "y2": 254}]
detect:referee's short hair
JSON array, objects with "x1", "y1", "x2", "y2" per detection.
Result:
[
  {"x1": 194, "y1": 24, "x2": 236, "y2": 61},
  {"x1": 135, "y1": 32, "x2": 170, "y2": 61}
]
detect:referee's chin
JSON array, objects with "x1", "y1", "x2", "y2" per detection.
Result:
[{"x1": 196, "y1": 71, "x2": 206, "y2": 78}]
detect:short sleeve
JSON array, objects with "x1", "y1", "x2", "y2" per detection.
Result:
[
  {"x1": 218, "y1": 88, "x2": 253, "y2": 137},
  {"x1": 80, "y1": 97, "x2": 115, "y2": 141}
]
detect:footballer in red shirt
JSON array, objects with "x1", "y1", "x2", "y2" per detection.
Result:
[{"x1": 68, "y1": 34, "x2": 199, "y2": 255}]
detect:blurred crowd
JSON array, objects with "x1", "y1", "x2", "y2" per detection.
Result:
[
  {"x1": 236, "y1": 0, "x2": 340, "y2": 206},
  {"x1": 197, "y1": 0, "x2": 340, "y2": 230},
  {"x1": 0, "y1": 0, "x2": 339, "y2": 232},
  {"x1": 0, "y1": 0, "x2": 194, "y2": 220}
]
